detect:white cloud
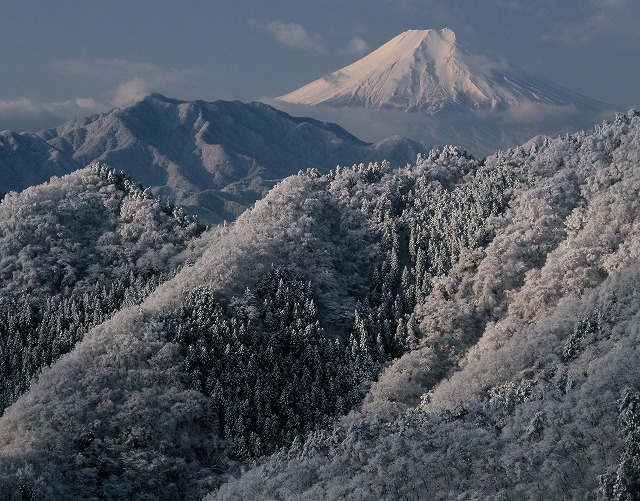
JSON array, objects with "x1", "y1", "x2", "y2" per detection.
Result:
[
  {"x1": 340, "y1": 37, "x2": 369, "y2": 57},
  {"x1": 497, "y1": 102, "x2": 579, "y2": 124},
  {"x1": 0, "y1": 58, "x2": 209, "y2": 131},
  {"x1": 0, "y1": 97, "x2": 107, "y2": 132},
  {"x1": 113, "y1": 78, "x2": 151, "y2": 107},
  {"x1": 265, "y1": 21, "x2": 325, "y2": 53},
  {"x1": 0, "y1": 97, "x2": 44, "y2": 116}
]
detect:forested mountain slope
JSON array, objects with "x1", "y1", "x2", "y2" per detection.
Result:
[
  {"x1": 213, "y1": 111, "x2": 640, "y2": 499},
  {"x1": 0, "y1": 111, "x2": 639, "y2": 499},
  {"x1": 0, "y1": 141, "x2": 513, "y2": 498},
  {"x1": 0, "y1": 163, "x2": 204, "y2": 413}
]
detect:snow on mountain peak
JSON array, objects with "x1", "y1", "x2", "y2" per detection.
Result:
[{"x1": 277, "y1": 28, "x2": 603, "y2": 115}]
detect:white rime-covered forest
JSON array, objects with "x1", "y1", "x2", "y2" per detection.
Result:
[{"x1": 1, "y1": 111, "x2": 640, "y2": 499}]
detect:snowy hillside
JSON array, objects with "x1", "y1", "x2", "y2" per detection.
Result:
[
  {"x1": 213, "y1": 111, "x2": 640, "y2": 499},
  {"x1": 0, "y1": 110, "x2": 639, "y2": 499}
]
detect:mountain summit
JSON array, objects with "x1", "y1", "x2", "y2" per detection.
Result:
[{"x1": 277, "y1": 28, "x2": 604, "y2": 115}]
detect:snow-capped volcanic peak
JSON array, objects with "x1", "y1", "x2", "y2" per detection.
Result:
[{"x1": 277, "y1": 28, "x2": 599, "y2": 114}]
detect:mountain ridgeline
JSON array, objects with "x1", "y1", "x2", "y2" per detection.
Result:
[
  {"x1": 0, "y1": 110, "x2": 639, "y2": 499},
  {"x1": 0, "y1": 94, "x2": 428, "y2": 225},
  {"x1": 0, "y1": 130, "x2": 79, "y2": 197}
]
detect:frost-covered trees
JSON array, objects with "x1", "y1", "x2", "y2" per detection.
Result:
[
  {"x1": 0, "y1": 163, "x2": 203, "y2": 413},
  {"x1": 3, "y1": 111, "x2": 640, "y2": 499},
  {"x1": 157, "y1": 145, "x2": 518, "y2": 467},
  {"x1": 211, "y1": 111, "x2": 640, "y2": 500}
]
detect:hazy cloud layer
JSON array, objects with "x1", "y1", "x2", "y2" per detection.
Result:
[
  {"x1": 496, "y1": 102, "x2": 579, "y2": 124},
  {"x1": 51, "y1": 59, "x2": 206, "y2": 105},
  {"x1": 261, "y1": 97, "x2": 431, "y2": 143},
  {"x1": 0, "y1": 59, "x2": 208, "y2": 131},
  {"x1": 0, "y1": 97, "x2": 106, "y2": 132},
  {"x1": 262, "y1": 97, "x2": 615, "y2": 157},
  {"x1": 264, "y1": 21, "x2": 325, "y2": 53}
]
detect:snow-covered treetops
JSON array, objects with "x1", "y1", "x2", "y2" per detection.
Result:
[
  {"x1": 0, "y1": 163, "x2": 204, "y2": 413},
  {"x1": 0, "y1": 111, "x2": 639, "y2": 499}
]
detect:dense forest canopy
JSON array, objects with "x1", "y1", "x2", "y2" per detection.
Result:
[
  {"x1": 0, "y1": 111, "x2": 638, "y2": 499},
  {"x1": 214, "y1": 111, "x2": 640, "y2": 500}
]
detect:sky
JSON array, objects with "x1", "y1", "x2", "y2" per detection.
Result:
[{"x1": 1, "y1": 0, "x2": 639, "y2": 132}]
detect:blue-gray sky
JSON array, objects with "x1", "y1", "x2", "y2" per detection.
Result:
[{"x1": 1, "y1": 0, "x2": 639, "y2": 131}]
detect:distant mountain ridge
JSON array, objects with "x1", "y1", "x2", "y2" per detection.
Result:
[
  {"x1": 0, "y1": 130, "x2": 80, "y2": 196},
  {"x1": 0, "y1": 94, "x2": 428, "y2": 224}
]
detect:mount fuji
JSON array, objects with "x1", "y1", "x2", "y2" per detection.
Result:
[{"x1": 276, "y1": 29, "x2": 613, "y2": 155}]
